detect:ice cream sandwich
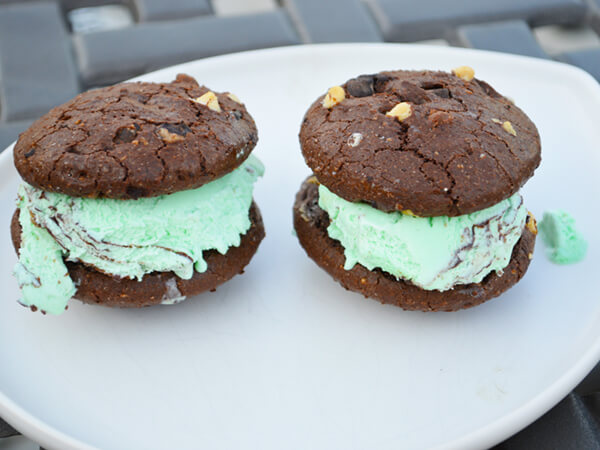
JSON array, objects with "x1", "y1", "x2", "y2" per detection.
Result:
[
  {"x1": 12, "y1": 74, "x2": 264, "y2": 314},
  {"x1": 293, "y1": 68, "x2": 540, "y2": 311}
]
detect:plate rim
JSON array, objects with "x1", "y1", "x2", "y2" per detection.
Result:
[{"x1": 1, "y1": 42, "x2": 599, "y2": 450}]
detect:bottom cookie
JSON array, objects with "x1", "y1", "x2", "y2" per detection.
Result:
[
  {"x1": 11, "y1": 202, "x2": 264, "y2": 309},
  {"x1": 293, "y1": 178, "x2": 535, "y2": 312}
]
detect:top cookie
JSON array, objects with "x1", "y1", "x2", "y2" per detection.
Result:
[
  {"x1": 14, "y1": 74, "x2": 258, "y2": 199},
  {"x1": 299, "y1": 69, "x2": 541, "y2": 217}
]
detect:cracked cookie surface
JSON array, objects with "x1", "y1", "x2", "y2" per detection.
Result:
[
  {"x1": 299, "y1": 70, "x2": 541, "y2": 217},
  {"x1": 293, "y1": 178, "x2": 536, "y2": 311},
  {"x1": 14, "y1": 74, "x2": 258, "y2": 199}
]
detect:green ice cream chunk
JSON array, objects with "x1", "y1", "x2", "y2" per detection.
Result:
[
  {"x1": 14, "y1": 155, "x2": 264, "y2": 314},
  {"x1": 539, "y1": 210, "x2": 587, "y2": 264},
  {"x1": 318, "y1": 185, "x2": 527, "y2": 291}
]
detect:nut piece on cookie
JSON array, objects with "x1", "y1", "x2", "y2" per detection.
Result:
[
  {"x1": 227, "y1": 93, "x2": 242, "y2": 104},
  {"x1": 526, "y1": 212, "x2": 538, "y2": 235},
  {"x1": 322, "y1": 86, "x2": 346, "y2": 108},
  {"x1": 194, "y1": 91, "x2": 222, "y2": 112},
  {"x1": 386, "y1": 102, "x2": 412, "y2": 122},
  {"x1": 401, "y1": 209, "x2": 418, "y2": 217},
  {"x1": 452, "y1": 65, "x2": 475, "y2": 82},
  {"x1": 347, "y1": 132, "x2": 363, "y2": 147},
  {"x1": 492, "y1": 119, "x2": 517, "y2": 136},
  {"x1": 502, "y1": 120, "x2": 517, "y2": 136},
  {"x1": 158, "y1": 127, "x2": 186, "y2": 144}
]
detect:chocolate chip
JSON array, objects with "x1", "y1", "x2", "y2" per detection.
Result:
[
  {"x1": 231, "y1": 111, "x2": 243, "y2": 120},
  {"x1": 161, "y1": 123, "x2": 191, "y2": 136},
  {"x1": 125, "y1": 185, "x2": 148, "y2": 199},
  {"x1": 421, "y1": 82, "x2": 444, "y2": 90},
  {"x1": 346, "y1": 75, "x2": 375, "y2": 97},
  {"x1": 373, "y1": 74, "x2": 391, "y2": 93},
  {"x1": 430, "y1": 88, "x2": 451, "y2": 98},
  {"x1": 419, "y1": 82, "x2": 451, "y2": 99},
  {"x1": 399, "y1": 81, "x2": 430, "y2": 105},
  {"x1": 114, "y1": 126, "x2": 138, "y2": 143},
  {"x1": 24, "y1": 148, "x2": 35, "y2": 158}
]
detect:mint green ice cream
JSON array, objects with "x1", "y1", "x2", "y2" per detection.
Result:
[
  {"x1": 539, "y1": 210, "x2": 587, "y2": 264},
  {"x1": 14, "y1": 155, "x2": 264, "y2": 314},
  {"x1": 14, "y1": 204, "x2": 77, "y2": 315},
  {"x1": 318, "y1": 185, "x2": 527, "y2": 291}
]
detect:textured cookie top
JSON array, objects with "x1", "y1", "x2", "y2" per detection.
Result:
[
  {"x1": 14, "y1": 74, "x2": 258, "y2": 198},
  {"x1": 299, "y1": 69, "x2": 541, "y2": 216}
]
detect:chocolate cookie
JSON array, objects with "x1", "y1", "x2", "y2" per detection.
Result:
[
  {"x1": 293, "y1": 178, "x2": 535, "y2": 312},
  {"x1": 14, "y1": 74, "x2": 257, "y2": 199},
  {"x1": 299, "y1": 70, "x2": 541, "y2": 217},
  {"x1": 11, "y1": 203, "x2": 264, "y2": 310}
]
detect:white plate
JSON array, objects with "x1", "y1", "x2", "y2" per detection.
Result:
[{"x1": 1, "y1": 44, "x2": 600, "y2": 450}]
